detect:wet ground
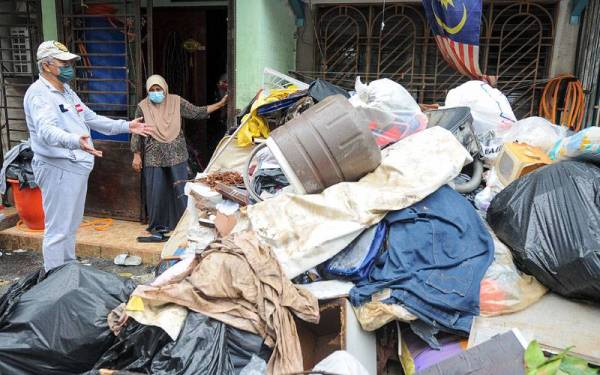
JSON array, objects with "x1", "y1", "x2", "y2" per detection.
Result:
[{"x1": 0, "y1": 248, "x2": 154, "y2": 295}]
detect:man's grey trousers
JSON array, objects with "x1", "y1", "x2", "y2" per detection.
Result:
[{"x1": 32, "y1": 159, "x2": 89, "y2": 271}]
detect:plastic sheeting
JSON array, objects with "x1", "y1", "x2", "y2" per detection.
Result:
[
  {"x1": 0, "y1": 263, "x2": 135, "y2": 375},
  {"x1": 308, "y1": 79, "x2": 349, "y2": 102},
  {"x1": 0, "y1": 140, "x2": 36, "y2": 194},
  {"x1": 488, "y1": 161, "x2": 600, "y2": 302},
  {"x1": 247, "y1": 126, "x2": 472, "y2": 278},
  {"x1": 501, "y1": 116, "x2": 568, "y2": 152},
  {"x1": 297, "y1": 280, "x2": 355, "y2": 300},
  {"x1": 92, "y1": 312, "x2": 271, "y2": 374}
]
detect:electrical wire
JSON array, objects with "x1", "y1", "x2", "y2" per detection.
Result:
[
  {"x1": 539, "y1": 75, "x2": 585, "y2": 132},
  {"x1": 163, "y1": 32, "x2": 188, "y2": 96},
  {"x1": 17, "y1": 218, "x2": 114, "y2": 233}
]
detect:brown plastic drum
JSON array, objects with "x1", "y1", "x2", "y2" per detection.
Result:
[{"x1": 269, "y1": 95, "x2": 381, "y2": 194}]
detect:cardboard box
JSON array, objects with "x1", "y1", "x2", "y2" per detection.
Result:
[
  {"x1": 214, "y1": 212, "x2": 237, "y2": 237},
  {"x1": 296, "y1": 298, "x2": 376, "y2": 373}
]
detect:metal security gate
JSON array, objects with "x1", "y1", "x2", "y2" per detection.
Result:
[
  {"x1": 58, "y1": 0, "x2": 144, "y2": 221},
  {"x1": 0, "y1": 0, "x2": 42, "y2": 161},
  {"x1": 59, "y1": 0, "x2": 142, "y2": 129},
  {"x1": 307, "y1": 1, "x2": 556, "y2": 118}
]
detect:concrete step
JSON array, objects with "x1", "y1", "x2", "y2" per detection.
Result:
[
  {"x1": 0, "y1": 207, "x2": 19, "y2": 232},
  {"x1": 0, "y1": 215, "x2": 163, "y2": 265}
]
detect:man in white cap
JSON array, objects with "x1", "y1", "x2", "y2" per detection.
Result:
[{"x1": 24, "y1": 41, "x2": 153, "y2": 271}]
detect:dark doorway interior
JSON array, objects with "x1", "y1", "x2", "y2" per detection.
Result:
[{"x1": 150, "y1": 6, "x2": 227, "y2": 173}]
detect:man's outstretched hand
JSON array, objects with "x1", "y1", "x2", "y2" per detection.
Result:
[
  {"x1": 79, "y1": 135, "x2": 103, "y2": 157},
  {"x1": 129, "y1": 117, "x2": 154, "y2": 137}
]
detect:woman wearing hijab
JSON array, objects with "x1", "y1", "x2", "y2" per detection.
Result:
[{"x1": 131, "y1": 74, "x2": 227, "y2": 240}]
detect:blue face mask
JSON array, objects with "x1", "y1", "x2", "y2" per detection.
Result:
[
  {"x1": 149, "y1": 91, "x2": 165, "y2": 104},
  {"x1": 57, "y1": 65, "x2": 75, "y2": 83}
]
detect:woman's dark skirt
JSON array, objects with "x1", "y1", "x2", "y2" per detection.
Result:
[{"x1": 143, "y1": 162, "x2": 188, "y2": 231}]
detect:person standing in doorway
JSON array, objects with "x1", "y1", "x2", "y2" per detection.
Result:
[
  {"x1": 208, "y1": 72, "x2": 229, "y2": 154},
  {"x1": 131, "y1": 75, "x2": 227, "y2": 241},
  {"x1": 24, "y1": 41, "x2": 153, "y2": 271}
]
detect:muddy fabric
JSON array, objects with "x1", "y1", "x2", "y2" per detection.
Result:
[
  {"x1": 107, "y1": 303, "x2": 127, "y2": 336},
  {"x1": 132, "y1": 231, "x2": 320, "y2": 374},
  {"x1": 247, "y1": 127, "x2": 472, "y2": 278},
  {"x1": 353, "y1": 302, "x2": 417, "y2": 332}
]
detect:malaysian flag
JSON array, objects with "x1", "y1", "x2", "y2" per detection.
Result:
[{"x1": 422, "y1": 0, "x2": 495, "y2": 85}]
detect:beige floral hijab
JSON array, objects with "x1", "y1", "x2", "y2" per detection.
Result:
[{"x1": 138, "y1": 74, "x2": 181, "y2": 143}]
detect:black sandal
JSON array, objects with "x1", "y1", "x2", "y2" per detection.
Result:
[
  {"x1": 145, "y1": 226, "x2": 170, "y2": 235},
  {"x1": 137, "y1": 231, "x2": 170, "y2": 243}
]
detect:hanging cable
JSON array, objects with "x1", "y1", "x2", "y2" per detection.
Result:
[
  {"x1": 539, "y1": 74, "x2": 585, "y2": 132},
  {"x1": 381, "y1": 0, "x2": 387, "y2": 32},
  {"x1": 163, "y1": 32, "x2": 187, "y2": 96}
]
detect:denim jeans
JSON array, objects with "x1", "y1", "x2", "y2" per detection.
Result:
[{"x1": 350, "y1": 185, "x2": 494, "y2": 341}]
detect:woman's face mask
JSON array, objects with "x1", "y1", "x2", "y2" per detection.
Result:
[{"x1": 149, "y1": 90, "x2": 165, "y2": 104}]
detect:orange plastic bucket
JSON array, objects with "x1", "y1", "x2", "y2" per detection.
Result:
[{"x1": 8, "y1": 179, "x2": 44, "y2": 230}]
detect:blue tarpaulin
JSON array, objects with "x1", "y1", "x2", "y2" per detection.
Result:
[{"x1": 83, "y1": 15, "x2": 128, "y2": 141}]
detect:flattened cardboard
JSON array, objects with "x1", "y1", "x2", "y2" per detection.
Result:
[{"x1": 418, "y1": 331, "x2": 526, "y2": 375}]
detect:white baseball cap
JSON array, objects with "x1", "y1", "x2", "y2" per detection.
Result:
[{"x1": 37, "y1": 41, "x2": 80, "y2": 61}]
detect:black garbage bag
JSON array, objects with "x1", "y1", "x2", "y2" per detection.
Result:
[
  {"x1": 0, "y1": 141, "x2": 36, "y2": 200},
  {"x1": 308, "y1": 79, "x2": 349, "y2": 102},
  {"x1": 487, "y1": 161, "x2": 600, "y2": 302},
  {"x1": 92, "y1": 312, "x2": 271, "y2": 375},
  {"x1": 90, "y1": 319, "x2": 171, "y2": 372},
  {"x1": 0, "y1": 267, "x2": 45, "y2": 322},
  {"x1": 5, "y1": 146, "x2": 36, "y2": 190},
  {"x1": 0, "y1": 263, "x2": 136, "y2": 375}
]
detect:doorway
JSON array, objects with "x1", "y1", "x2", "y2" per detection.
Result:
[{"x1": 149, "y1": 6, "x2": 228, "y2": 173}]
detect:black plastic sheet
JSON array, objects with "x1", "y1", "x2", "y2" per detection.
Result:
[
  {"x1": 92, "y1": 312, "x2": 272, "y2": 375},
  {"x1": 0, "y1": 263, "x2": 135, "y2": 375},
  {"x1": 308, "y1": 79, "x2": 349, "y2": 102},
  {"x1": 5, "y1": 146, "x2": 36, "y2": 190},
  {"x1": 487, "y1": 161, "x2": 600, "y2": 302}
]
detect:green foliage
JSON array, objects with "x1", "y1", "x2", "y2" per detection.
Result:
[{"x1": 525, "y1": 340, "x2": 598, "y2": 375}]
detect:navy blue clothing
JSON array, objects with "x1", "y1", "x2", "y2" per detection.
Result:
[{"x1": 349, "y1": 186, "x2": 494, "y2": 337}]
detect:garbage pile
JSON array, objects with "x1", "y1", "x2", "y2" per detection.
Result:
[{"x1": 1, "y1": 72, "x2": 600, "y2": 375}]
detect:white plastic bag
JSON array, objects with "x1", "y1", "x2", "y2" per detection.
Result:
[
  {"x1": 313, "y1": 351, "x2": 370, "y2": 375},
  {"x1": 349, "y1": 76, "x2": 421, "y2": 114},
  {"x1": 350, "y1": 77, "x2": 427, "y2": 147},
  {"x1": 479, "y1": 224, "x2": 547, "y2": 316},
  {"x1": 474, "y1": 168, "x2": 504, "y2": 212},
  {"x1": 502, "y1": 116, "x2": 568, "y2": 152},
  {"x1": 445, "y1": 80, "x2": 516, "y2": 161}
]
